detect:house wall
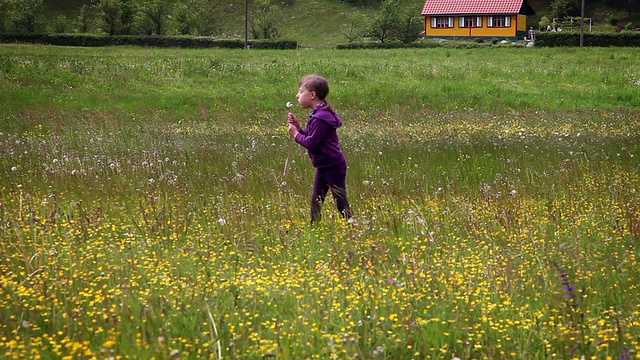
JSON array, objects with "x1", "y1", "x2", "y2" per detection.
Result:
[
  {"x1": 516, "y1": 14, "x2": 528, "y2": 32},
  {"x1": 424, "y1": 15, "x2": 528, "y2": 40}
]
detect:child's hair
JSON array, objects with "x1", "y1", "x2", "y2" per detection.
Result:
[{"x1": 300, "y1": 74, "x2": 335, "y2": 112}]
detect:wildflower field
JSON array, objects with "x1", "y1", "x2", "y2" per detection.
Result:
[{"x1": 0, "y1": 45, "x2": 639, "y2": 360}]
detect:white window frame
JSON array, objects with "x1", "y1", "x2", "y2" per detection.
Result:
[
  {"x1": 459, "y1": 16, "x2": 482, "y2": 28},
  {"x1": 431, "y1": 16, "x2": 454, "y2": 28},
  {"x1": 488, "y1": 16, "x2": 511, "y2": 28}
]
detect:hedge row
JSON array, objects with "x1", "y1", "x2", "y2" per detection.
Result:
[
  {"x1": 535, "y1": 32, "x2": 640, "y2": 47},
  {"x1": 336, "y1": 41, "x2": 495, "y2": 49},
  {"x1": 0, "y1": 33, "x2": 298, "y2": 49}
]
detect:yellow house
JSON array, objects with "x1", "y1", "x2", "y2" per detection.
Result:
[{"x1": 421, "y1": 0, "x2": 536, "y2": 40}]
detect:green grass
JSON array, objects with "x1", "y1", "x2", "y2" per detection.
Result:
[
  {"x1": 1, "y1": 45, "x2": 639, "y2": 121},
  {"x1": 277, "y1": 0, "x2": 374, "y2": 48},
  {"x1": 1, "y1": 45, "x2": 639, "y2": 359}
]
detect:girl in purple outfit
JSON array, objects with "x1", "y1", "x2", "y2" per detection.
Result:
[{"x1": 287, "y1": 74, "x2": 353, "y2": 223}]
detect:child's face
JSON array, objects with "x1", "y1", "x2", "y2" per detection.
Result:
[{"x1": 296, "y1": 84, "x2": 316, "y2": 109}]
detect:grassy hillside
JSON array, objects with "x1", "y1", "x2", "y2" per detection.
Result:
[
  {"x1": 213, "y1": 0, "x2": 382, "y2": 47},
  {"x1": 43, "y1": 0, "x2": 89, "y2": 17}
]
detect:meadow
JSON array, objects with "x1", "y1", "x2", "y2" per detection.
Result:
[{"x1": 0, "y1": 44, "x2": 639, "y2": 359}]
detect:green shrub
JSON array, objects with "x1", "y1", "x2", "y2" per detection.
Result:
[
  {"x1": 51, "y1": 15, "x2": 68, "y2": 33},
  {"x1": 336, "y1": 41, "x2": 442, "y2": 49},
  {"x1": 0, "y1": 33, "x2": 298, "y2": 49},
  {"x1": 609, "y1": 16, "x2": 619, "y2": 26},
  {"x1": 535, "y1": 31, "x2": 640, "y2": 47}
]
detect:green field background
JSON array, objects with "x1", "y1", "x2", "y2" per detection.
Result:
[{"x1": 1, "y1": 45, "x2": 639, "y2": 359}]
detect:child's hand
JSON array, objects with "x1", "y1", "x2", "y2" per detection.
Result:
[
  {"x1": 288, "y1": 123, "x2": 299, "y2": 137},
  {"x1": 288, "y1": 112, "x2": 301, "y2": 131}
]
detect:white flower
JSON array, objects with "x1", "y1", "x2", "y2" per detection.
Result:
[{"x1": 286, "y1": 101, "x2": 294, "y2": 108}]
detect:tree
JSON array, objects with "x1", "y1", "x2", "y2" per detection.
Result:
[
  {"x1": 551, "y1": 0, "x2": 580, "y2": 19},
  {"x1": 96, "y1": 0, "x2": 123, "y2": 35},
  {"x1": 538, "y1": 15, "x2": 551, "y2": 30},
  {"x1": 74, "y1": 5, "x2": 93, "y2": 33},
  {"x1": 393, "y1": 12, "x2": 423, "y2": 43},
  {"x1": 340, "y1": 11, "x2": 368, "y2": 43},
  {"x1": 119, "y1": 0, "x2": 138, "y2": 35},
  {"x1": 51, "y1": 15, "x2": 68, "y2": 33},
  {"x1": 140, "y1": 0, "x2": 172, "y2": 35},
  {"x1": 10, "y1": 0, "x2": 44, "y2": 33},
  {"x1": 0, "y1": 0, "x2": 11, "y2": 32},
  {"x1": 368, "y1": 0, "x2": 400, "y2": 43},
  {"x1": 171, "y1": 2, "x2": 198, "y2": 35},
  {"x1": 175, "y1": 0, "x2": 224, "y2": 36},
  {"x1": 95, "y1": 0, "x2": 139, "y2": 35},
  {"x1": 625, "y1": 0, "x2": 640, "y2": 11},
  {"x1": 250, "y1": 0, "x2": 281, "y2": 39}
]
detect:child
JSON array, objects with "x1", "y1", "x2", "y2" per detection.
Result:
[{"x1": 287, "y1": 74, "x2": 353, "y2": 223}]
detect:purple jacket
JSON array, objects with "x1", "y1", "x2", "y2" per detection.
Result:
[{"x1": 295, "y1": 103, "x2": 346, "y2": 169}]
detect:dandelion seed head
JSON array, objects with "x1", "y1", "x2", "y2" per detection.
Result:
[{"x1": 169, "y1": 349, "x2": 180, "y2": 359}]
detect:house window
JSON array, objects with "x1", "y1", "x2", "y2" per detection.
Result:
[
  {"x1": 431, "y1": 16, "x2": 454, "y2": 28},
  {"x1": 459, "y1": 16, "x2": 482, "y2": 28},
  {"x1": 488, "y1": 16, "x2": 511, "y2": 27}
]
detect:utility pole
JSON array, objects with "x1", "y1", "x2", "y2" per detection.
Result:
[
  {"x1": 580, "y1": 0, "x2": 585, "y2": 47},
  {"x1": 244, "y1": 0, "x2": 249, "y2": 49}
]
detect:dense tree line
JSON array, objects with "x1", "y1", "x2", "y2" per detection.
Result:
[
  {"x1": 543, "y1": 0, "x2": 639, "y2": 18},
  {"x1": 0, "y1": 0, "x2": 636, "y2": 42},
  {"x1": 0, "y1": 0, "x2": 424, "y2": 43},
  {"x1": 535, "y1": 0, "x2": 639, "y2": 32},
  {"x1": 0, "y1": 0, "x2": 258, "y2": 36}
]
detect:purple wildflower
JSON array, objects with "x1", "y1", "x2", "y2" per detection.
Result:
[
  {"x1": 620, "y1": 346, "x2": 629, "y2": 360},
  {"x1": 550, "y1": 260, "x2": 581, "y2": 309}
]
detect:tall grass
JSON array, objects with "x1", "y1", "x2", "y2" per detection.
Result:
[{"x1": 1, "y1": 45, "x2": 639, "y2": 359}]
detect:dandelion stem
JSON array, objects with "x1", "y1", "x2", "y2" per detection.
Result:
[
  {"x1": 283, "y1": 138, "x2": 293, "y2": 176},
  {"x1": 205, "y1": 299, "x2": 222, "y2": 360}
]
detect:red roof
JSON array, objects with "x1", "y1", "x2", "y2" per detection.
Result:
[{"x1": 421, "y1": 0, "x2": 534, "y2": 16}]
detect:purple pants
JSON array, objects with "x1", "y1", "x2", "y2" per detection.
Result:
[{"x1": 311, "y1": 162, "x2": 353, "y2": 223}]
